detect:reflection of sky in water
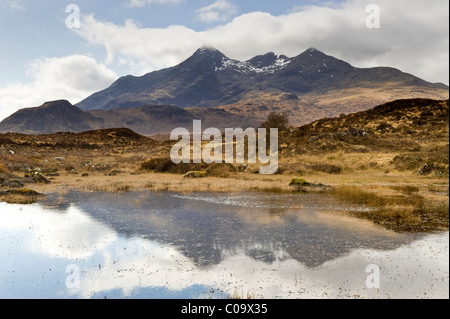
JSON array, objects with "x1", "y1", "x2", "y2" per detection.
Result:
[{"x1": 0, "y1": 191, "x2": 448, "y2": 299}]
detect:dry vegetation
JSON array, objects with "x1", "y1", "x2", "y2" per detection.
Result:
[
  {"x1": 219, "y1": 87, "x2": 450, "y2": 127},
  {"x1": 332, "y1": 185, "x2": 449, "y2": 233},
  {"x1": 0, "y1": 99, "x2": 448, "y2": 231}
]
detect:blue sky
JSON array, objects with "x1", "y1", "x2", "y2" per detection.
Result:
[
  {"x1": 0, "y1": 0, "x2": 448, "y2": 120},
  {"x1": 0, "y1": 0, "x2": 336, "y2": 85}
]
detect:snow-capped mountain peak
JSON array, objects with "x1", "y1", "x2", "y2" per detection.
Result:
[{"x1": 215, "y1": 54, "x2": 292, "y2": 75}]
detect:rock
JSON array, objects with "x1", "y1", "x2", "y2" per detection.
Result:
[
  {"x1": 418, "y1": 163, "x2": 433, "y2": 175},
  {"x1": 376, "y1": 122, "x2": 393, "y2": 131},
  {"x1": 33, "y1": 173, "x2": 50, "y2": 184},
  {"x1": 274, "y1": 167, "x2": 284, "y2": 175},
  {"x1": 183, "y1": 171, "x2": 208, "y2": 178},
  {"x1": 81, "y1": 161, "x2": 93, "y2": 167},
  {"x1": 289, "y1": 177, "x2": 334, "y2": 193},
  {"x1": 308, "y1": 136, "x2": 320, "y2": 143},
  {"x1": 6, "y1": 179, "x2": 24, "y2": 188},
  {"x1": 348, "y1": 127, "x2": 368, "y2": 137},
  {"x1": 25, "y1": 172, "x2": 51, "y2": 184},
  {"x1": 6, "y1": 189, "x2": 40, "y2": 196},
  {"x1": 46, "y1": 172, "x2": 60, "y2": 177},
  {"x1": 237, "y1": 164, "x2": 248, "y2": 173},
  {"x1": 0, "y1": 175, "x2": 25, "y2": 188},
  {"x1": 289, "y1": 177, "x2": 309, "y2": 186},
  {"x1": 433, "y1": 171, "x2": 443, "y2": 177}
]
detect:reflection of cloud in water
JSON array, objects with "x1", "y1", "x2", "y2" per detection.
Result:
[
  {"x1": 69, "y1": 232, "x2": 450, "y2": 299},
  {"x1": 83, "y1": 231, "x2": 450, "y2": 298},
  {"x1": 0, "y1": 193, "x2": 448, "y2": 299},
  {"x1": 0, "y1": 202, "x2": 115, "y2": 260}
]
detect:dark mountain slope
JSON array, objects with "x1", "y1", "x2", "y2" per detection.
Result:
[
  {"x1": 76, "y1": 47, "x2": 448, "y2": 112},
  {"x1": 0, "y1": 100, "x2": 257, "y2": 135},
  {"x1": 0, "y1": 100, "x2": 103, "y2": 134}
]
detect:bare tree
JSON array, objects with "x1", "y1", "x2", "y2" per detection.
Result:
[{"x1": 260, "y1": 112, "x2": 289, "y2": 131}]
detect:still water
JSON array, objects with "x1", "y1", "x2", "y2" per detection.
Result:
[{"x1": 0, "y1": 191, "x2": 448, "y2": 299}]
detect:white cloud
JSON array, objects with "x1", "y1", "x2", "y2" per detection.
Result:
[
  {"x1": 76, "y1": 16, "x2": 203, "y2": 73},
  {"x1": 126, "y1": 0, "x2": 184, "y2": 7},
  {"x1": 0, "y1": 55, "x2": 117, "y2": 121},
  {"x1": 76, "y1": 0, "x2": 449, "y2": 85},
  {"x1": 196, "y1": 0, "x2": 238, "y2": 23}
]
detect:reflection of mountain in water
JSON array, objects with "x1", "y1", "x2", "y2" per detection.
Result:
[{"x1": 43, "y1": 191, "x2": 422, "y2": 268}]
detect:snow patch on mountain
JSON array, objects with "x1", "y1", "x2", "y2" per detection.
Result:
[{"x1": 215, "y1": 56, "x2": 292, "y2": 74}]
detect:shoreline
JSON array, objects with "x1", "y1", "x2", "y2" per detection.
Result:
[
  {"x1": 26, "y1": 170, "x2": 449, "y2": 195},
  {"x1": 1, "y1": 170, "x2": 449, "y2": 233}
]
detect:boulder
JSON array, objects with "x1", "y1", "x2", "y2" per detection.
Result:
[
  {"x1": 25, "y1": 172, "x2": 51, "y2": 184},
  {"x1": 289, "y1": 177, "x2": 335, "y2": 193},
  {"x1": 5, "y1": 179, "x2": 24, "y2": 188},
  {"x1": 0, "y1": 174, "x2": 25, "y2": 188},
  {"x1": 348, "y1": 127, "x2": 368, "y2": 137}
]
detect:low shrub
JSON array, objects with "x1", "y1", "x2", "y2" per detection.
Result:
[
  {"x1": 141, "y1": 158, "x2": 237, "y2": 177},
  {"x1": 289, "y1": 177, "x2": 310, "y2": 186},
  {"x1": 309, "y1": 163, "x2": 342, "y2": 174},
  {"x1": 183, "y1": 171, "x2": 208, "y2": 178}
]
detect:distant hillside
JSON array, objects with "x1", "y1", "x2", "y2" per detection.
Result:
[
  {"x1": 0, "y1": 127, "x2": 154, "y2": 150},
  {"x1": 0, "y1": 100, "x2": 257, "y2": 135},
  {"x1": 88, "y1": 104, "x2": 258, "y2": 135},
  {"x1": 0, "y1": 100, "x2": 103, "y2": 134},
  {"x1": 279, "y1": 98, "x2": 449, "y2": 176}
]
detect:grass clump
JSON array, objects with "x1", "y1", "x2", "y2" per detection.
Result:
[
  {"x1": 289, "y1": 177, "x2": 310, "y2": 186},
  {"x1": 7, "y1": 188, "x2": 40, "y2": 195},
  {"x1": 183, "y1": 171, "x2": 208, "y2": 178},
  {"x1": 0, "y1": 188, "x2": 45, "y2": 205},
  {"x1": 332, "y1": 185, "x2": 449, "y2": 233}
]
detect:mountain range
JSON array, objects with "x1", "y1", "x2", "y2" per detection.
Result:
[{"x1": 1, "y1": 47, "x2": 448, "y2": 135}]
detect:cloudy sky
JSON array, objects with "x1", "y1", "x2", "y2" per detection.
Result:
[{"x1": 0, "y1": 0, "x2": 448, "y2": 120}]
